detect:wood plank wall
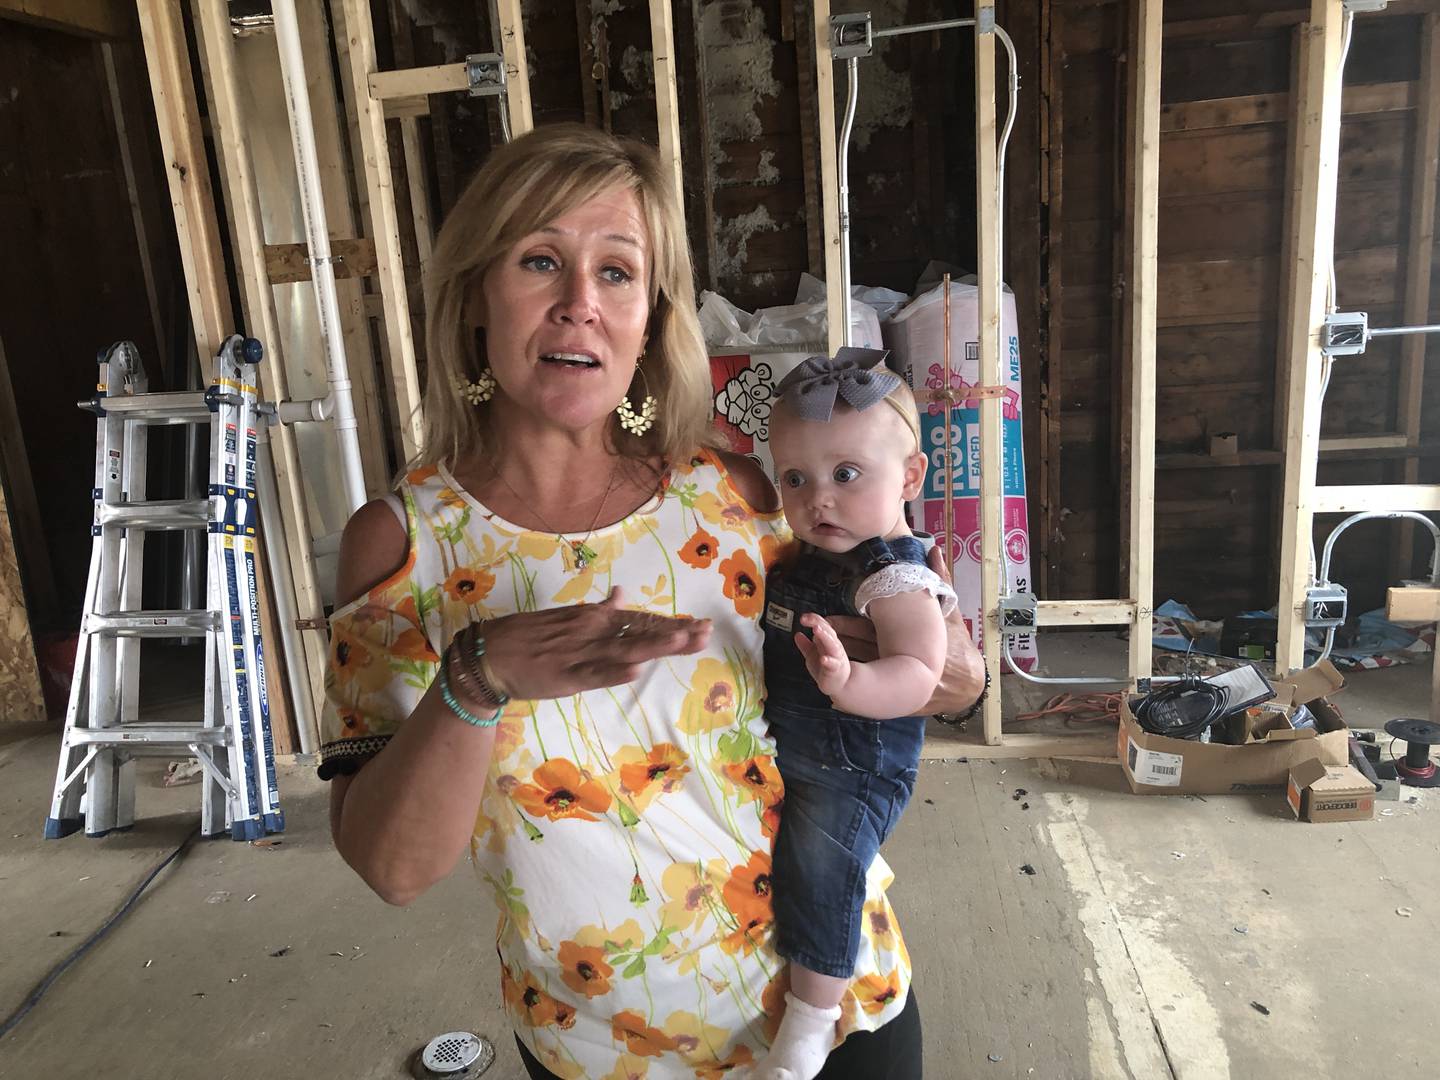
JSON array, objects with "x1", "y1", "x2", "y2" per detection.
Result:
[{"x1": 1047, "y1": 0, "x2": 1440, "y2": 617}]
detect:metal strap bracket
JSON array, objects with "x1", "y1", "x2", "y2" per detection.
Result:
[{"x1": 978, "y1": 5, "x2": 997, "y2": 33}]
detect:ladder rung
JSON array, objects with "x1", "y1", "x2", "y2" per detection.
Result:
[
  {"x1": 97, "y1": 499, "x2": 209, "y2": 530},
  {"x1": 94, "y1": 391, "x2": 211, "y2": 422},
  {"x1": 86, "y1": 610, "x2": 220, "y2": 637},
  {"x1": 70, "y1": 725, "x2": 229, "y2": 748}
]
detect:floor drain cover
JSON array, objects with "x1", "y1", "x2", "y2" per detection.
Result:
[{"x1": 410, "y1": 1030, "x2": 495, "y2": 1078}]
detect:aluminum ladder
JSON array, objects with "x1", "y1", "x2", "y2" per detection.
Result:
[{"x1": 45, "y1": 336, "x2": 284, "y2": 840}]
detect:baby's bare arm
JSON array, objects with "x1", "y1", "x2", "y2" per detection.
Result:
[{"x1": 819, "y1": 590, "x2": 947, "y2": 718}]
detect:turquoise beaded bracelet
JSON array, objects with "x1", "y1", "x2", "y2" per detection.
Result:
[{"x1": 438, "y1": 638, "x2": 503, "y2": 728}]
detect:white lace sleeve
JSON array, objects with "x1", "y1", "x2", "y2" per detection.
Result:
[{"x1": 853, "y1": 564, "x2": 958, "y2": 617}]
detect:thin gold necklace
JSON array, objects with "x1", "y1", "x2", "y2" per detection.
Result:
[{"x1": 493, "y1": 459, "x2": 620, "y2": 572}]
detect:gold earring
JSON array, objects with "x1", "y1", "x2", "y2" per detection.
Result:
[
  {"x1": 454, "y1": 368, "x2": 496, "y2": 406},
  {"x1": 616, "y1": 357, "x2": 657, "y2": 435}
]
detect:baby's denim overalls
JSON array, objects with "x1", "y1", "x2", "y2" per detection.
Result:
[{"x1": 763, "y1": 535, "x2": 932, "y2": 978}]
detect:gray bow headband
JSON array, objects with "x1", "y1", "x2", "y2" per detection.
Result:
[{"x1": 773, "y1": 347, "x2": 901, "y2": 423}]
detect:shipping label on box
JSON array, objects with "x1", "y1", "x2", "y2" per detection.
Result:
[{"x1": 1126, "y1": 738, "x2": 1184, "y2": 788}]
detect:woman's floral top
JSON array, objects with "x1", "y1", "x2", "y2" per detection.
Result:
[{"x1": 320, "y1": 450, "x2": 912, "y2": 1078}]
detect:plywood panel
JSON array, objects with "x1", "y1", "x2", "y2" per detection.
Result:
[{"x1": 0, "y1": 484, "x2": 46, "y2": 722}]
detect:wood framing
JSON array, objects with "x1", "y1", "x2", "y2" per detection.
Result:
[
  {"x1": 1276, "y1": 1, "x2": 1359, "y2": 676},
  {"x1": 383, "y1": 4, "x2": 435, "y2": 280},
  {"x1": 368, "y1": 62, "x2": 469, "y2": 100},
  {"x1": 925, "y1": 731, "x2": 1118, "y2": 762},
  {"x1": 648, "y1": 0, "x2": 684, "y2": 211},
  {"x1": 340, "y1": 0, "x2": 425, "y2": 460},
  {"x1": 812, "y1": 0, "x2": 844, "y2": 355},
  {"x1": 1036, "y1": 600, "x2": 1138, "y2": 627},
  {"x1": 1312, "y1": 485, "x2": 1440, "y2": 514},
  {"x1": 1387, "y1": 586, "x2": 1440, "y2": 624},
  {"x1": 975, "y1": 21, "x2": 1003, "y2": 746},
  {"x1": 0, "y1": 0, "x2": 127, "y2": 38},
  {"x1": 136, "y1": 0, "x2": 230, "y2": 359},
  {"x1": 495, "y1": 0, "x2": 533, "y2": 136},
  {"x1": 1397, "y1": 13, "x2": 1439, "y2": 569},
  {"x1": 1125, "y1": 0, "x2": 1160, "y2": 682},
  {"x1": 1039, "y1": 0, "x2": 1064, "y2": 598},
  {"x1": 135, "y1": 0, "x2": 295, "y2": 744},
  {"x1": 192, "y1": 0, "x2": 330, "y2": 744}
]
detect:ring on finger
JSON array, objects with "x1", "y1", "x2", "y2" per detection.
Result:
[{"x1": 616, "y1": 622, "x2": 633, "y2": 639}]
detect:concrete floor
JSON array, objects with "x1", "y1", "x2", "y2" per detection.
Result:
[{"x1": 1, "y1": 634, "x2": 1436, "y2": 1079}]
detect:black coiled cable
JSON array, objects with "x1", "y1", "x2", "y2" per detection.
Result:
[{"x1": 1133, "y1": 678, "x2": 1231, "y2": 741}]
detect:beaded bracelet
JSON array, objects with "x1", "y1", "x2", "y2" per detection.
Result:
[
  {"x1": 954, "y1": 665, "x2": 992, "y2": 722},
  {"x1": 458, "y1": 623, "x2": 511, "y2": 706},
  {"x1": 438, "y1": 636, "x2": 503, "y2": 728}
]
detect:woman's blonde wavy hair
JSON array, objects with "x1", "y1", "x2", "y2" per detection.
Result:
[{"x1": 417, "y1": 123, "x2": 721, "y2": 470}]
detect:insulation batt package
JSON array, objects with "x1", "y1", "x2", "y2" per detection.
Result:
[
  {"x1": 884, "y1": 281, "x2": 1037, "y2": 672},
  {"x1": 702, "y1": 278, "x2": 1038, "y2": 672}
]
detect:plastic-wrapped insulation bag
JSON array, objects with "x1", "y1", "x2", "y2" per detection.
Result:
[
  {"x1": 883, "y1": 280, "x2": 1037, "y2": 672},
  {"x1": 704, "y1": 279, "x2": 884, "y2": 482}
]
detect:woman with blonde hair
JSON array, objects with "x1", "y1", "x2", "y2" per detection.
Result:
[{"x1": 321, "y1": 123, "x2": 982, "y2": 1079}]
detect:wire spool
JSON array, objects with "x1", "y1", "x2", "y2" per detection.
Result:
[{"x1": 1383, "y1": 718, "x2": 1440, "y2": 788}]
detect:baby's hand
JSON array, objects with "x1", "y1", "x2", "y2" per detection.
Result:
[{"x1": 795, "y1": 614, "x2": 851, "y2": 699}]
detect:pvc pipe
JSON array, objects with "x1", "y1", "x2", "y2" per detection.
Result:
[
  {"x1": 254, "y1": 420, "x2": 318, "y2": 756},
  {"x1": 271, "y1": 0, "x2": 368, "y2": 514},
  {"x1": 277, "y1": 397, "x2": 333, "y2": 425},
  {"x1": 838, "y1": 57, "x2": 860, "y2": 347}
]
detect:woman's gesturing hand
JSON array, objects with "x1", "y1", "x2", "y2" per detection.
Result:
[
  {"x1": 826, "y1": 544, "x2": 986, "y2": 715},
  {"x1": 477, "y1": 588, "x2": 712, "y2": 701}
]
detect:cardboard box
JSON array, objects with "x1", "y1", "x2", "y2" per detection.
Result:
[
  {"x1": 1209, "y1": 433, "x2": 1239, "y2": 456},
  {"x1": 1118, "y1": 661, "x2": 1350, "y2": 795},
  {"x1": 1286, "y1": 759, "x2": 1376, "y2": 822}
]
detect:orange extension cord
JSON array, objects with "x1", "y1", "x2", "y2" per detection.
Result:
[{"x1": 1015, "y1": 692, "x2": 1125, "y2": 727}]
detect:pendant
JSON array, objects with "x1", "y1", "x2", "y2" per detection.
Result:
[{"x1": 569, "y1": 540, "x2": 597, "y2": 571}]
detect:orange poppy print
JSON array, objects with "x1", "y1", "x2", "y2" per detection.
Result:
[
  {"x1": 503, "y1": 967, "x2": 577, "y2": 1029},
  {"x1": 330, "y1": 623, "x2": 391, "y2": 694},
  {"x1": 390, "y1": 627, "x2": 439, "y2": 663},
  {"x1": 335, "y1": 707, "x2": 370, "y2": 737},
  {"x1": 758, "y1": 532, "x2": 791, "y2": 572},
  {"x1": 853, "y1": 969, "x2": 902, "y2": 1015},
  {"x1": 610, "y1": 1009, "x2": 676, "y2": 1057},
  {"x1": 720, "y1": 755, "x2": 783, "y2": 808},
  {"x1": 557, "y1": 940, "x2": 614, "y2": 998},
  {"x1": 618, "y1": 743, "x2": 690, "y2": 802},
  {"x1": 718, "y1": 550, "x2": 763, "y2": 618},
  {"x1": 694, "y1": 1045, "x2": 755, "y2": 1079},
  {"x1": 720, "y1": 851, "x2": 774, "y2": 955},
  {"x1": 512, "y1": 759, "x2": 613, "y2": 822},
  {"x1": 443, "y1": 565, "x2": 496, "y2": 604},
  {"x1": 679, "y1": 527, "x2": 721, "y2": 570}
]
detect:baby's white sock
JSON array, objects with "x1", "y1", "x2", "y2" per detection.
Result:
[{"x1": 752, "y1": 991, "x2": 842, "y2": 1080}]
